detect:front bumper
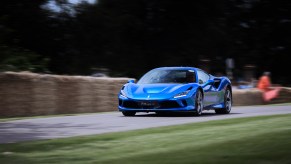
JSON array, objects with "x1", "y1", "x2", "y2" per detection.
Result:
[{"x1": 118, "y1": 95, "x2": 196, "y2": 112}]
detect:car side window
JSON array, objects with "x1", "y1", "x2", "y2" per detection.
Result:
[
  {"x1": 185, "y1": 70, "x2": 196, "y2": 83},
  {"x1": 197, "y1": 70, "x2": 210, "y2": 84}
]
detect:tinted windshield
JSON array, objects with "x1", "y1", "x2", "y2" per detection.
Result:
[{"x1": 137, "y1": 69, "x2": 196, "y2": 84}]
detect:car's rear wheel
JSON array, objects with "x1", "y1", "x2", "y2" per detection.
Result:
[
  {"x1": 215, "y1": 87, "x2": 232, "y2": 114},
  {"x1": 194, "y1": 90, "x2": 203, "y2": 116},
  {"x1": 122, "y1": 111, "x2": 136, "y2": 116}
]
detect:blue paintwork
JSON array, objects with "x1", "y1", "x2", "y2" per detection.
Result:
[{"x1": 118, "y1": 67, "x2": 232, "y2": 113}]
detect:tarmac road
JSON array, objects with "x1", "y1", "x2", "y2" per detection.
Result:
[{"x1": 1, "y1": 104, "x2": 291, "y2": 144}]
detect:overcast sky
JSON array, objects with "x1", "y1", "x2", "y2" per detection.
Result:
[
  {"x1": 45, "y1": 0, "x2": 97, "y2": 13},
  {"x1": 68, "y1": 0, "x2": 96, "y2": 4}
]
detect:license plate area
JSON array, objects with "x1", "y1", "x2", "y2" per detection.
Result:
[{"x1": 139, "y1": 101, "x2": 159, "y2": 108}]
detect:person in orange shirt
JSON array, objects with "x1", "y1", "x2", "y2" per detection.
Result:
[
  {"x1": 257, "y1": 72, "x2": 281, "y2": 102},
  {"x1": 257, "y1": 72, "x2": 271, "y2": 91}
]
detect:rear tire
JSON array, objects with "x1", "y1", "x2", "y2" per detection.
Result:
[
  {"x1": 215, "y1": 87, "x2": 232, "y2": 114},
  {"x1": 194, "y1": 90, "x2": 203, "y2": 116},
  {"x1": 122, "y1": 111, "x2": 136, "y2": 116}
]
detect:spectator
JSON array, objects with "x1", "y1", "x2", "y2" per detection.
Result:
[
  {"x1": 257, "y1": 72, "x2": 271, "y2": 91},
  {"x1": 257, "y1": 72, "x2": 281, "y2": 102}
]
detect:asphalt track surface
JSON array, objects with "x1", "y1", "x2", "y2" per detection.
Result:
[{"x1": 1, "y1": 105, "x2": 291, "y2": 144}]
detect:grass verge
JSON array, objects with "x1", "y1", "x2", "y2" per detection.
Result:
[{"x1": 1, "y1": 114, "x2": 291, "y2": 164}]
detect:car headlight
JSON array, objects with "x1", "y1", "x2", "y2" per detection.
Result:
[
  {"x1": 174, "y1": 90, "x2": 191, "y2": 98},
  {"x1": 120, "y1": 90, "x2": 127, "y2": 98}
]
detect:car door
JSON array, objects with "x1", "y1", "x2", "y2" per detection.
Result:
[{"x1": 197, "y1": 70, "x2": 218, "y2": 106}]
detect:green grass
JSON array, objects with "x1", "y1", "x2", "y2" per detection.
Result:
[{"x1": 1, "y1": 114, "x2": 291, "y2": 164}]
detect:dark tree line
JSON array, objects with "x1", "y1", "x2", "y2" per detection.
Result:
[{"x1": 0, "y1": 0, "x2": 290, "y2": 84}]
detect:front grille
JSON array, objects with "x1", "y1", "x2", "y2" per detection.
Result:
[
  {"x1": 122, "y1": 101, "x2": 139, "y2": 108},
  {"x1": 159, "y1": 101, "x2": 181, "y2": 108}
]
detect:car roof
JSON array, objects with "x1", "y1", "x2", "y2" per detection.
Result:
[{"x1": 153, "y1": 67, "x2": 198, "y2": 71}]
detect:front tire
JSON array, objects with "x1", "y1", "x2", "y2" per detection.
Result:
[
  {"x1": 122, "y1": 111, "x2": 136, "y2": 116},
  {"x1": 194, "y1": 90, "x2": 203, "y2": 116},
  {"x1": 215, "y1": 87, "x2": 232, "y2": 114}
]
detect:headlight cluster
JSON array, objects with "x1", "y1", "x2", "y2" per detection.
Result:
[
  {"x1": 120, "y1": 89, "x2": 127, "y2": 98},
  {"x1": 174, "y1": 90, "x2": 191, "y2": 98}
]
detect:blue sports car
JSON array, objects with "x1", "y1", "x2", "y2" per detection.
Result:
[{"x1": 118, "y1": 67, "x2": 232, "y2": 116}]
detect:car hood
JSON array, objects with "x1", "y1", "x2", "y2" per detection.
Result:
[{"x1": 123, "y1": 83, "x2": 197, "y2": 100}]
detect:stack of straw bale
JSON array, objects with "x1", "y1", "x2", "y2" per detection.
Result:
[
  {"x1": 232, "y1": 88, "x2": 264, "y2": 106},
  {"x1": 0, "y1": 72, "x2": 131, "y2": 117},
  {"x1": 1, "y1": 71, "x2": 290, "y2": 117}
]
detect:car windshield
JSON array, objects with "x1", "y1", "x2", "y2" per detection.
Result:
[{"x1": 137, "y1": 69, "x2": 196, "y2": 84}]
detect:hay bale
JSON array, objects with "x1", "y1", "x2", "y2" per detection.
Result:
[
  {"x1": 232, "y1": 88, "x2": 264, "y2": 106},
  {"x1": 0, "y1": 72, "x2": 132, "y2": 117},
  {"x1": 0, "y1": 72, "x2": 35, "y2": 117},
  {"x1": 2, "y1": 71, "x2": 290, "y2": 118}
]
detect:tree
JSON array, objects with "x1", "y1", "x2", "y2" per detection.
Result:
[{"x1": 0, "y1": 0, "x2": 50, "y2": 72}]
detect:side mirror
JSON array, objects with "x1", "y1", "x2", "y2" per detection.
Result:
[{"x1": 127, "y1": 79, "x2": 135, "y2": 83}]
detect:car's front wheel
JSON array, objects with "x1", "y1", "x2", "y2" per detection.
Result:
[
  {"x1": 215, "y1": 87, "x2": 232, "y2": 114},
  {"x1": 122, "y1": 111, "x2": 136, "y2": 116},
  {"x1": 194, "y1": 90, "x2": 203, "y2": 116}
]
